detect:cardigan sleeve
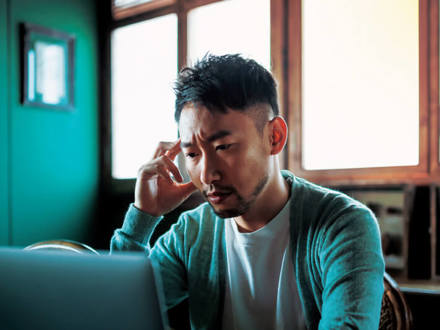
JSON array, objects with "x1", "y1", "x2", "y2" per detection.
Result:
[
  {"x1": 110, "y1": 204, "x2": 189, "y2": 310},
  {"x1": 318, "y1": 206, "x2": 385, "y2": 330},
  {"x1": 110, "y1": 203, "x2": 163, "y2": 253},
  {"x1": 150, "y1": 217, "x2": 190, "y2": 309}
]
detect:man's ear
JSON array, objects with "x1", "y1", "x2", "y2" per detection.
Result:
[{"x1": 268, "y1": 116, "x2": 288, "y2": 155}]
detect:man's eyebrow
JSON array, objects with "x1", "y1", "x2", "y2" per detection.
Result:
[
  {"x1": 207, "y1": 130, "x2": 231, "y2": 142},
  {"x1": 181, "y1": 141, "x2": 192, "y2": 148},
  {"x1": 181, "y1": 130, "x2": 232, "y2": 148}
]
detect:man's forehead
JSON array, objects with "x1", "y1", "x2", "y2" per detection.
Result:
[
  {"x1": 179, "y1": 106, "x2": 225, "y2": 131},
  {"x1": 178, "y1": 106, "x2": 246, "y2": 145},
  {"x1": 180, "y1": 130, "x2": 232, "y2": 148},
  {"x1": 178, "y1": 103, "x2": 271, "y2": 145}
]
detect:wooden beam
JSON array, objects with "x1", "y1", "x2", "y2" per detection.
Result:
[{"x1": 112, "y1": 0, "x2": 176, "y2": 20}]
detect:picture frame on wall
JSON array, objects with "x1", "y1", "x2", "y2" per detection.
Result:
[{"x1": 20, "y1": 23, "x2": 75, "y2": 110}]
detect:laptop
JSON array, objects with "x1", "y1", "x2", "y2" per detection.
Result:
[{"x1": 0, "y1": 247, "x2": 169, "y2": 330}]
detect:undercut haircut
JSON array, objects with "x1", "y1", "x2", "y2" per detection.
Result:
[{"x1": 174, "y1": 54, "x2": 279, "y2": 130}]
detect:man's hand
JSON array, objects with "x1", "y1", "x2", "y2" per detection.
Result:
[{"x1": 134, "y1": 140, "x2": 196, "y2": 216}]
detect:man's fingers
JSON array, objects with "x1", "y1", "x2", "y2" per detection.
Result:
[
  {"x1": 162, "y1": 156, "x2": 183, "y2": 182},
  {"x1": 157, "y1": 166, "x2": 196, "y2": 202},
  {"x1": 157, "y1": 166, "x2": 174, "y2": 185},
  {"x1": 164, "y1": 140, "x2": 182, "y2": 161},
  {"x1": 138, "y1": 153, "x2": 184, "y2": 185},
  {"x1": 153, "y1": 141, "x2": 176, "y2": 159}
]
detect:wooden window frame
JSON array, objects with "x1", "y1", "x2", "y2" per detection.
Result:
[
  {"x1": 112, "y1": 0, "x2": 177, "y2": 20},
  {"x1": 104, "y1": 0, "x2": 288, "y2": 191},
  {"x1": 105, "y1": 0, "x2": 438, "y2": 188},
  {"x1": 287, "y1": 0, "x2": 440, "y2": 186}
]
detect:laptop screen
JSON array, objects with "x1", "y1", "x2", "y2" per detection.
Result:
[{"x1": 0, "y1": 247, "x2": 168, "y2": 330}]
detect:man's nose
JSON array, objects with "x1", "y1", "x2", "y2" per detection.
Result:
[{"x1": 200, "y1": 154, "x2": 221, "y2": 185}]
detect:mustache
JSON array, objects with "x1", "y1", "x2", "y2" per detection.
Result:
[{"x1": 203, "y1": 184, "x2": 237, "y2": 197}]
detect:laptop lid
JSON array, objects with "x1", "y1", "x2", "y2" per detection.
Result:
[{"x1": 0, "y1": 247, "x2": 169, "y2": 330}]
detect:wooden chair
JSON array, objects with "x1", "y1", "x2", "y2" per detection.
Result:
[
  {"x1": 379, "y1": 272, "x2": 413, "y2": 330},
  {"x1": 24, "y1": 239, "x2": 99, "y2": 255}
]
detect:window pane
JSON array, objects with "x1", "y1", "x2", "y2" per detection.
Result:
[
  {"x1": 188, "y1": 0, "x2": 271, "y2": 70},
  {"x1": 302, "y1": 0, "x2": 419, "y2": 170},
  {"x1": 111, "y1": 14, "x2": 178, "y2": 179}
]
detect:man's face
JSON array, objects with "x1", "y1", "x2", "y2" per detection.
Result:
[{"x1": 179, "y1": 104, "x2": 272, "y2": 218}]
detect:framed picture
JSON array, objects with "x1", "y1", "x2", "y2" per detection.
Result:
[{"x1": 21, "y1": 23, "x2": 75, "y2": 110}]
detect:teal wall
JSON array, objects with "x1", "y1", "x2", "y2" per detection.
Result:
[
  {"x1": 0, "y1": 0, "x2": 99, "y2": 246},
  {"x1": 0, "y1": 0, "x2": 9, "y2": 245}
]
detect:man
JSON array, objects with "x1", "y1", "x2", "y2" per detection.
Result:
[{"x1": 111, "y1": 54, "x2": 385, "y2": 329}]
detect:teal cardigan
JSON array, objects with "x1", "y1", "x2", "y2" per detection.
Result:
[{"x1": 111, "y1": 171, "x2": 385, "y2": 329}]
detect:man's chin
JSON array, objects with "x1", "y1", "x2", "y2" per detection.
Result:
[
  {"x1": 209, "y1": 203, "x2": 246, "y2": 219},
  {"x1": 213, "y1": 208, "x2": 243, "y2": 219}
]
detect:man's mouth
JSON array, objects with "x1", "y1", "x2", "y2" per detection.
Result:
[
  {"x1": 206, "y1": 192, "x2": 231, "y2": 204},
  {"x1": 205, "y1": 190, "x2": 234, "y2": 205}
]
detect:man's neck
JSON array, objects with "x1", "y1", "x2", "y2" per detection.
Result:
[{"x1": 234, "y1": 172, "x2": 290, "y2": 233}]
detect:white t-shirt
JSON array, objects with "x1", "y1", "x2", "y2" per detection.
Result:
[{"x1": 222, "y1": 200, "x2": 306, "y2": 329}]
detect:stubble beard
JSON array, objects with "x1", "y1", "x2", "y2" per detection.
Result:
[{"x1": 204, "y1": 174, "x2": 269, "y2": 219}]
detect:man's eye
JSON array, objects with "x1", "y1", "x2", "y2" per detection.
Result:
[
  {"x1": 216, "y1": 144, "x2": 232, "y2": 151},
  {"x1": 185, "y1": 152, "x2": 198, "y2": 158}
]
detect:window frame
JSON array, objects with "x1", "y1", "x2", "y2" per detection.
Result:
[
  {"x1": 104, "y1": 0, "x2": 439, "y2": 189},
  {"x1": 112, "y1": 0, "x2": 177, "y2": 20},
  {"x1": 287, "y1": 0, "x2": 440, "y2": 186},
  {"x1": 104, "y1": 0, "x2": 287, "y2": 191}
]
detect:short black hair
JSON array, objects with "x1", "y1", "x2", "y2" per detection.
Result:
[{"x1": 174, "y1": 54, "x2": 279, "y2": 123}]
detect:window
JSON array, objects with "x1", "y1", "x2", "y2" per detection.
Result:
[
  {"x1": 108, "y1": 0, "x2": 281, "y2": 181},
  {"x1": 111, "y1": 15, "x2": 178, "y2": 179},
  {"x1": 287, "y1": 0, "x2": 438, "y2": 185},
  {"x1": 187, "y1": 0, "x2": 271, "y2": 70},
  {"x1": 107, "y1": 0, "x2": 439, "y2": 185},
  {"x1": 302, "y1": 0, "x2": 419, "y2": 171}
]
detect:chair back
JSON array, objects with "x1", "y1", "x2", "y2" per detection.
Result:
[
  {"x1": 379, "y1": 272, "x2": 413, "y2": 330},
  {"x1": 25, "y1": 239, "x2": 99, "y2": 255}
]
